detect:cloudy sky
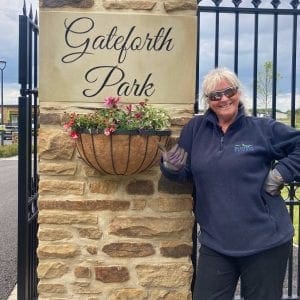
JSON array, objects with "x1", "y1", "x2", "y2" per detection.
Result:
[
  {"x1": 197, "y1": 0, "x2": 300, "y2": 112},
  {"x1": 0, "y1": 0, "x2": 38, "y2": 105},
  {"x1": 0, "y1": 0, "x2": 299, "y2": 112}
]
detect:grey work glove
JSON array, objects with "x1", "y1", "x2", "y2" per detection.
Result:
[
  {"x1": 159, "y1": 143, "x2": 188, "y2": 171},
  {"x1": 264, "y1": 168, "x2": 284, "y2": 196}
]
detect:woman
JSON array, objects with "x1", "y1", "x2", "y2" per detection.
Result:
[{"x1": 160, "y1": 67, "x2": 300, "y2": 300}]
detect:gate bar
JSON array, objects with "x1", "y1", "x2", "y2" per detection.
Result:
[
  {"x1": 271, "y1": 10, "x2": 278, "y2": 119},
  {"x1": 290, "y1": 13, "x2": 298, "y2": 128}
]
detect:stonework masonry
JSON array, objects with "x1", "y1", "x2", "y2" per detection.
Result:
[{"x1": 38, "y1": 0, "x2": 197, "y2": 298}]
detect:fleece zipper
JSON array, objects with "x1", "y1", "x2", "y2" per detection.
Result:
[
  {"x1": 217, "y1": 126, "x2": 225, "y2": 152},
  {"x1": 220, "y1": 135, "x2": 224, "y2": 152}
]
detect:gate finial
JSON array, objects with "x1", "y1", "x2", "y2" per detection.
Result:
[
  {"x1": 232, "y1": 0, "x2": 242, "y2": 7},
  {"x1": 251, "y1": 0, "x2": 261, "y2": 7},
  {"x1": 29, "y1": 4, "x2": 33, "y2": 20},
  {"x1": 271, "y1": 0, "x2": 280, "y2": 8},
  {"x1": 212, "y1": 0, "x2": 222, "y2": 7},
  {"x1": 290, "y1": 0, "x2": 300, "y2": 9},
  {"x1": 35, "y1": 10, "x2": 38, "y2": 25},
  {"x1": 22, "y1": 0, "x2": 26, "y2": 15}
]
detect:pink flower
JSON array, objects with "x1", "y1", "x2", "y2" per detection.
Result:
[
  {"x1": 104, "y1": 96, "x2": 120, "y2": 108},
  {"x1": 63, "y1": 119, "x2": 74, "y2": 130},
  {"x1": 104, "y1": 128, "x2": 111, "y2": 136},
  {"x1": 134, "y1": 113, "x2": 142, "y2": 119},
  {"x1": 104, "y1": 125, "x2": 116, "y2": 136},
  {"x1": 70, "y1": 131, "x2": 79, "y2": 139},
  {"x1": 126, "y1": 104, "x2": 132, "y2": 112}
]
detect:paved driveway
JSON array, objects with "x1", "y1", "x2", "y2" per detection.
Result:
[{"x1": 0, "y1": 157, "x2": 18, "y2": 300}]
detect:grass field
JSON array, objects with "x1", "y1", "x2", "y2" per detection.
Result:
[
  {"x1": 0, "y1": 143, "x2": 18, "y2": 158},
  {"x1": 279, "y1": 109, "x2": 300, "y2": 129},
  {"x1": 281, "y1": 186, "x2": 300, "y2": 245}
]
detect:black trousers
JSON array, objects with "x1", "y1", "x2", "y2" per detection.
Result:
[{"x1": 193, "y1": 241, "x2": 291, "y2": 300}]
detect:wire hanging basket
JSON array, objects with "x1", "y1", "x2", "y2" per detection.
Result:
[{"x1": 76, "y1": 129, "x2": 171, "y2": 175}]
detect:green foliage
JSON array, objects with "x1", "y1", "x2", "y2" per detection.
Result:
[
  {"x1": 64, "y1": 97, "x2": 171, "y2": 138},
  {"x1": 278, "y1": 110, "x2": 300, "y2": 129},
  {"x1": 0, "y1": 143, "x2": 18, "y2": 158}
]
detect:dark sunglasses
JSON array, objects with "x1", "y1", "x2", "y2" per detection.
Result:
[{"x1": 207, "y1": 87, "x2": 238, "y2": 101}]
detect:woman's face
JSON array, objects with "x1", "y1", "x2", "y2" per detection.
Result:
[{"x1": 208, "y1": 80, "x2": 240, "y2": 124}]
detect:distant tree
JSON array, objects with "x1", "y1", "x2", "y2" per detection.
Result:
[{"x1": 257, "y1": 61, "x2": 282, "y2": 115}]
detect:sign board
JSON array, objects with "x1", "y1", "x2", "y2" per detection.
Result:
[{"x1": 39, "y1": 12, "x2": 196, "y2": 104}]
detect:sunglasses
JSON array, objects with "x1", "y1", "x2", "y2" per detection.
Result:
[{"x1": 207, "y1": 87, "x2": 238, "y2": 101}]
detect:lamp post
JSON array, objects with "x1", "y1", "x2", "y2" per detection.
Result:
[{"x1": 0, "y1": 60, "x2": 6, "y2": 146}]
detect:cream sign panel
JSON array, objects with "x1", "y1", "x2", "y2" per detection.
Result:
[{"x1": 39, "y1": 12, "x2": 196, "y2": 103}]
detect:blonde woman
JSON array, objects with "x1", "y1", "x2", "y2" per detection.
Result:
[{"x1": 160, "y1": 67, "x2": 300, "y2": 300}]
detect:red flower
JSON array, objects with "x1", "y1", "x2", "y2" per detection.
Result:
[{"x1": 70, "y1": 131, "x2": 79, "y2": 139}]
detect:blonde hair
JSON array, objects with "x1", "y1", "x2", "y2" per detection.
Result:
[{"x1": 201, "y1": 67, "x2": 246, "y2": 108}]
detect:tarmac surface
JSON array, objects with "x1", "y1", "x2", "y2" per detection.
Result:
[{"x1": 0, "y1": 157, "x2": 18, "y2": 300}]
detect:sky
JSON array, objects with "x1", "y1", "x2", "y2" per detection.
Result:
[
  {"x1": 197, "y1": 1, "x2": 300, "y2": 112},
  {"x1": 0, "y1": 0, "x2": 38, "y2": 106},
  {"x1": 0, "y1": 0, "x2": 299, "y2": 112}
]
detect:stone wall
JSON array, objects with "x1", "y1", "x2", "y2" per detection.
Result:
[{"x1": 37, "y1": 0, "x2": 197, "y2": 299}]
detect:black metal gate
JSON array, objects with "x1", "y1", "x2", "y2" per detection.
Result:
[
  {"x1": 195, "y1": 0, "x2": 300, "y2": 122},
  {"x1": 18, "y1": 1, "x2": 39, "y2": 299},
  {"x1": 194, "y1": 1, "x2": 300, "y2": 299}
]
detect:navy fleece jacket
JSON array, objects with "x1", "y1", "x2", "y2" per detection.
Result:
[{"x1": 161, "y1": 106, "x2": 300, "y2": 256}]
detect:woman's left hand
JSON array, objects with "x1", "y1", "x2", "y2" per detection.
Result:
[{"x1": 264, "y1": 168, "x2": 284, "y2": 196}]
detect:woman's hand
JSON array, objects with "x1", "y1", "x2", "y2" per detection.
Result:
[
  {"x1": 159, "y1": 143, "x2": 188, "y2": 171},
  {"x1": 264, "y1": 168, "x2": 284, "y2": 196}
]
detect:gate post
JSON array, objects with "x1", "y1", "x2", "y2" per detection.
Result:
[{"x1": 37, "y1": 1, "x2": 197, "y2": 299}]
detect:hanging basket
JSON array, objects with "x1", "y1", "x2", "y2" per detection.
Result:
[{"x1": 75, "y1": 130, "x2": 171, "y2": 175}]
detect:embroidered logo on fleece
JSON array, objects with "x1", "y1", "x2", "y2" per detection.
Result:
[{"x1": 234, "y1": 144, "x2": 254, "y2": 153}]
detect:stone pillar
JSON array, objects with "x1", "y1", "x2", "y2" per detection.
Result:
[{"x1": 37, "y1": 0, "x2": 197, "y2": 299}]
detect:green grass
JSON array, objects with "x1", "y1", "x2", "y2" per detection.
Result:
[
  {"x1": 281, "y1": 186, "x2": 300, "y2": 245},
  {"x1": 275, "y1": 111, "x2": 300, "y2": 243},
  {"x1": 0, "y1": 144, "x2": 18, "y2": 158},
  {"x1": 275, "y1": 115, "x2": 300, "y2": 244}
]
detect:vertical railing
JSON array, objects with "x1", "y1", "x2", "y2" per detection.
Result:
[
  {"x1": 271, "y1": 1, "x2": 279, "y2": 119},
  {"x1": 290, "y1": 1, "x2": 299, "y2": 128},
  {"x1": 252, "y1": 1, "x2": 260, "y2": 117},
  {"x1": 18, "y1": 1, "x2": 39, "y2": 299},
  {"x1": 282, "y1": 182, "x2": 300, "y2": 299}
]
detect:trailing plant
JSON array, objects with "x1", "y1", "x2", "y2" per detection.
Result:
[{"x1": 64, "y1": 97, "x2": 171, "y2": 138}]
